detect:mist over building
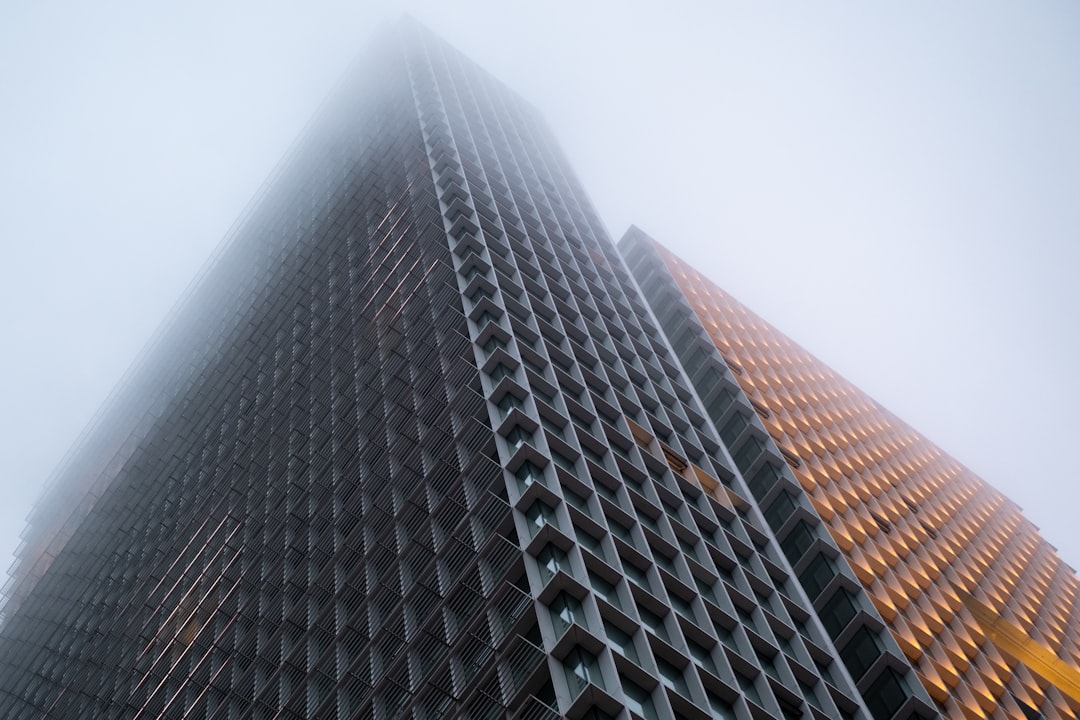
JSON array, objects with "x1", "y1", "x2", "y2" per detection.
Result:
[{"x1": 0, "y1": 18, "x2": 1075, "y2": 720}]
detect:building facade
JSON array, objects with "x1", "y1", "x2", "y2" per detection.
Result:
[
  {"x1": 621, "y1": 227, "x2": 1080, "y2": 719},
  {"x1": 0, "y1": 22, "x2": 950, "y2": 720}
]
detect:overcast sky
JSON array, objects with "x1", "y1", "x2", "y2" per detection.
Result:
[{"x1": 1, "y1": 1, "x2": 1078, "y2": 586}]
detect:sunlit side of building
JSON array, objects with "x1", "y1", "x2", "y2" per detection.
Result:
[{"x1": 621, "y1": 227, "x2": 1080, "y2": 720}]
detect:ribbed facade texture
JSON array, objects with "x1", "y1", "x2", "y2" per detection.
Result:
[
  {"x1": 0, "y1": 23, "x2": 944, "y2": 720},
  {"x1": 621, "y1": 228, "x2": 1080, "y2": 720}
]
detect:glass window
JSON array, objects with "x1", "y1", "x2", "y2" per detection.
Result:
[
  {"x1": 780, "y1": 520, "x2": 816, "y2": 561},
  {"x1": 482, "y1": 335, "x2": 506, "y2": 355},
  {"x1": 576, "y1": 528, "x2": 604, "y2": 556},
  {"x1": 706, "y1": 387, "x2": 735, "y2": 420},
  {"x1": 748, "y1": 463, "x2": 781, "y2": 498},
  {"x1": 668, "y1": 592, "x2": 694, "y2": 621},
  {"x1": 719, "y1": 413, "x2": 749, "y2": 446},
  {"x1": 525, "y1": 501, "x2": 556, "y2": 536},
  {"x1": 515, "y1": 460, "x2": 544, "y2": 490},
  {"x1": 714, "y1": 621, "x2": 738, "y2": 652},
  {"x1": 506, "y1": 425, "x2": 533, "y2": 450},
  {"x1": 622, "y1": 560, "x2": 651, "y2": 591},
  {"x1": 839, "y1": 626, "x2": 882, "y2": 681},
  {"x1": 637, "y1": 605, "x2": 669, "y2": 643},
  {"x1": 589, "y1": 570, "x2": 620, "y2": 607},
  {"x1": 656, "y1": 657, "x2": 689, "y2": 697},
  {"x1": 864, "y1": 668, "x2": 910, "y2": 720},
  {"x1": 820, "y1": 588, "x2": 859, "y2": 638},
  {"x1": 536, "y1": 544, "x2": 568, "y2": 583},
  {"x1": 604, "y1": 620, "x2": 639, "y2": 663},
  {"x1": 489, "y1": 363, "x2": 516, "y2": 383},
  {"x1": 552, "y1": 450, "x2": 578, "y2": 475},
  {"x1": 798, "y1": 554, "x2": 835, "y2": 600},
  {"x1": 706, "y1": 690, "x2": 736, "y2": 720},
  {"x1": 763, "y1": 490, "x2": 797, "y2": 530},
  {"x1": 687, "y1": 638, "x2": 718, "y2": 675},
  {"x1": 563, "y1": 484, "x2": 589, "y2": 512},
  {"x1": 732, "y1": 436, "x2": 763, "y2": 473},
  {"x1": 498, "y1": 393, "x2": 524, "y2": 417},
  {"x1": 564, "y1": 647, "x2": 603, "y2": 696},
  {"x1": 549, "y1": 592, "x2": 583, "y2": 636},
  {"x1": 736, "y1": 671, "x2": 762, "y2": 706},
  {"x1": 475, "y1": 310, "x2": 501, "y2": 328},
  {"x1": 621, "y1": 678, "x2": 657, "y2": 719},
  {"x1": 694, "y1": 575, "x2": 719, "y2": 606}
]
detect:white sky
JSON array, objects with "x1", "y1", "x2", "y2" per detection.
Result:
[{"x1": 1, "y1": 1, "x2": 1078, "y2": 584}]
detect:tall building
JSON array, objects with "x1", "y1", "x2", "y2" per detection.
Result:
[
  {"x1": 0, "y1": 20, "x2": 956, "y2": 720},
  {"x1": 16, "y1": 14, "x2": 1080, "y2": 720},
  {"x1": 621, "y1": 228, "x2": 1080, "y2": 719}
]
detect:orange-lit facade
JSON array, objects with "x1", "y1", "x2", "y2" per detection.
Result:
[{"x1": 626, "y1": 231, "x2": 1080, "y2": 719}]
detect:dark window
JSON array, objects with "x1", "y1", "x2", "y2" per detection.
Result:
[
  {"x1": 864, "y1": 668, "x2": 910, "y2": 720},
  {"x1": 748, "y1": 463, "x2": 782, "y2": 498},
  {"x1": 763, "y1": 490, "x2": 797, "y2": 530},
  {"x1": 798, "y1": 554, "x2": 835, "y2": 600},
  {"x1": 780, "y1": 520, "x2": 816, "y2": 561},
  {"x1": 839, "y1": 626, "x2": 882, "y2": 680},
  {"x1": 820, "y1": 588, "x2": 859, "y2": 638},
  {"x1": 720, "y1": 413, "x2": 749, "y2": 445}
]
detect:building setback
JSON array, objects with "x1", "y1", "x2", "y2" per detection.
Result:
[
  {"x1": 0, "y1": 21, "x2": 949, "y2": 720},
  {"x1": 621, "y1": 227, "x2": 1080, "y2": 719}
]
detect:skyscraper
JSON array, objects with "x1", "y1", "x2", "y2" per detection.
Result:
[
  {"x1": 0, "y1": 20, "x2": 940, "y2": 720},
  {"x1": 621, "y1": 227, "x2": 1080, "y2": 719}
]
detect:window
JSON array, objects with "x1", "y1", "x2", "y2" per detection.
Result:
[
  {"x1": 719, "y1": 413, "x2": 749, "y2": 445},
  {"x1": 706, "y1": 690, "x2": 736, "y2": 720},
  {"x1": 525, "y1": 501, "x2": 556, "y2": 536},
  {"x1": 637, "y1": 605, "x2": 669, "y2": 642},
  {"x1": 675, "y1": 534, "x2": 699, "y2": 560},
  {"x1": 748, "y1": 463, "x2": 781, "y2": 498},
  {"x1": 798, "y1": 554, "x2": 835, "y2": 600},
  {"x1": 732, "y1": 436, "x2": 763, "y2": 473},
  {"x1": 694, "y1": 575, "x2": 719, "y2": 605},
  {"x1": 564, "y1": 647, "x2": 603, "y2": 695},
  {"x1": 780, "y1": 521, "x2": 816, "y2": 561},
  {"x1": 482, "y1": 335, "x2": 506, "y2": 356},
  {"x1": 714, "y1": 621, "x2": 738, "y2": 652},
  {"x1": 589, "y1": 571, "x2": 620, "y2": 607},
  {"x1": 656, "y1": 657, "x2": 689, "y2": 697},
  {"x1": 622, "y1": 560, "x2": 651, "y2": 591},
  {"x1": 763, "y1": 491, "x2": 797, "y2": 530},
  {"x1": 563, "y1": 484, "x2": 589, "y2": 512},
  {"x1": 736, "y1": 671, "x2": 762, "y2": 706},
  {"x1": 706, "y1": 388, "x2": 735, "y2": 420},
  {"x1": 820, "y1": 588, "x2": 859, "y2": 638},
  {"x1": 497, "y1": 393, "x2": 524, "y2": 417},
  {"x1": 552, "y1": 450, "x2": 578, "y2": 475},
  {"x1": 475, "y1": 310, "x2": 502, "y2": 328},
  {"x1": 621, "y1": 678, "x2": 657, "y2": 719},
  {"x1": 839, "y1": 626, "x2": 882, "y2": 681},
  {"x1": 468, "y1": 285, "x2": 493, "y2": 304},
  {"x1": 687, "y1": 638, "x2": 718, "y2": 675},
  {"x1": 489, "y1": 363, "x2": 516, "y2": 383},
  {"x1": 549, "y1": 592, "x2": 583, "y2": 636},
  {"x1": 668, "y1": 591, "x2": 694, "y2": 621},
  {"x1": 515, "y1": 460, "x2": 544, "y2": 490},
  {"x1": 864, "y1": 668, "x2": 910, "y2": 720},
  {"x1": 536, "y1": 544, "x2": 568, "y2": 582},
  {"x1": 576, "y1": 527, "x2": 604, "y2": 556},
  {"x1": 604, "y1": 620, "x2": 639, "y2": 663},
  {"x1": 506, "y1": 425, "x2": 533, "y2": 450}
]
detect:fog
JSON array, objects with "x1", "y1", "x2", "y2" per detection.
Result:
[{"x1": 1, "y1": 0, "x2": 1078, "y2": 585}]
